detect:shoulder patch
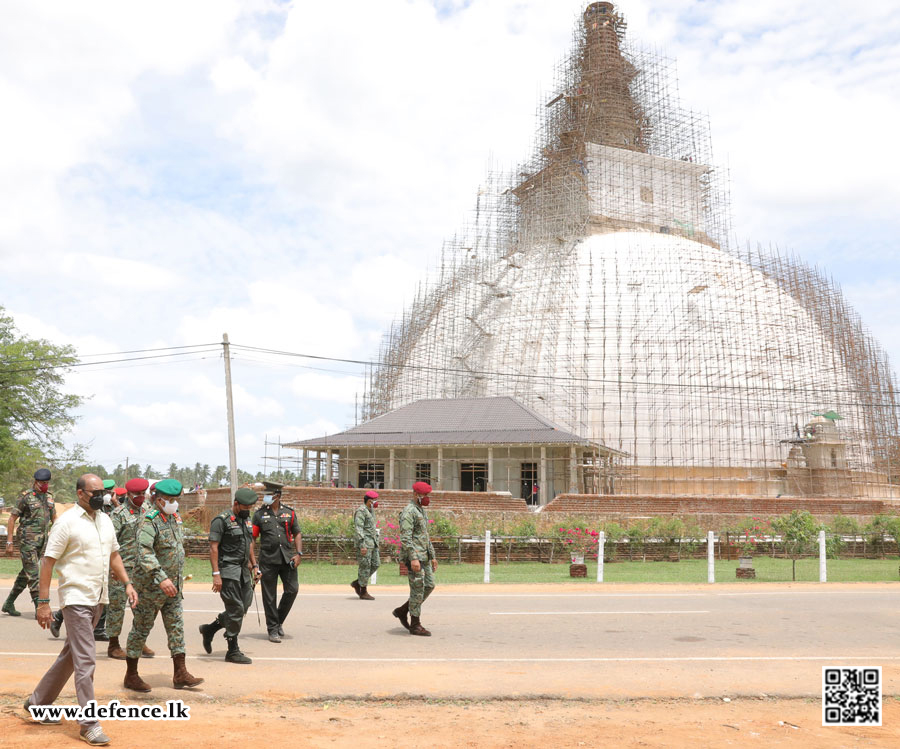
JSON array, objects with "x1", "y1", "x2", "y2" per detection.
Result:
[{"x1": 146, "y1": 509, "x2": 160, "y2": 520}]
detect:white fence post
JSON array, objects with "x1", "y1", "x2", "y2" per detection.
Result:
[
  {"x1": 707, "y1": 531, "x2": 715, "y2": 583},
  {"x1": 484, "y1": 530, "x2": 491, "y2": 583},
  {"x1": 819, "y1": 529, "x2": 827, "y2": 583},
  {"x1": 597, "y1": 531, "x2": 605, "y2": 582}
]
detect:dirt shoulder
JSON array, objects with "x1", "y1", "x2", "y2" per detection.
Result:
[{"x1": 1, "y1": 696, "x2": 896, "y2": 748}]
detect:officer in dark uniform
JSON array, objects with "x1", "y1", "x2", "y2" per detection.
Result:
[
  {"x1": 200, "y1": 487, "x2": 260, "y2": 664},
  {"x1": 251, "y1": 481, "x2": 302, "y2": 643}
]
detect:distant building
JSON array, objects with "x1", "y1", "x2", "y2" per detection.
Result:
[{"x1": 283, "y1": 397, "x2": 622, "y2": 504}]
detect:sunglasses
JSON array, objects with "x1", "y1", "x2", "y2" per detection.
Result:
[{"x1": 81, "y1": 489, "x2": 106, "y2": 499}]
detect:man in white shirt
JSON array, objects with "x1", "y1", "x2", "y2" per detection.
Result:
[{"x1": 27, "y1": 473, "x2": 137, "y2": 747}]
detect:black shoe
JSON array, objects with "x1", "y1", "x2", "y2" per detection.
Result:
[
  {"x1": 225, "y1": 637, "x2": 252, "y2": 664},
  {"x1": 50, "y1": 611, "x2": 63, "y2": 639},
  {"x1": 93, "y1": 630, "x2": 109, "y2": 642},
  {"x1": 24, "y1": 698, "x2": 61, "y2": 724},
  {"x1": 277, "y1": 624, "x2": 285, "y2": 637},
  {"x1": 268, "y1": 631, "x2": 282, "y2": 643},
  {"x1": 199, "y1": 620, "x2": 222, "y2": 654}
]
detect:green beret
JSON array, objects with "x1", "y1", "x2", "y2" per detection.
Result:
[
  {"x1": 154, "y1": 478, "x2": 183, "y2": 497},
  {"x1": 102, "y1": 479, "x2": 116, "y2": 490},
  {"x1": 234, "y1": 487, "x2": 258, "y2": 505}
]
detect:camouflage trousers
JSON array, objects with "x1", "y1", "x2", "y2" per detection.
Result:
[
  {"x1": 406, "y1": 561, "x2": 435, "y2": 617},
  {"x1": 125, "y1": 585, "x2": 185, "y2": 658},
  {"x1": 106, "y1": 575, "x2": 133, "y2": 638},
  {"x1": 356, "y1": 545, "x2": 380, "y2": 587},
  {"x1": 7, "y1": 542, "x2": 45, "y2": 604}
]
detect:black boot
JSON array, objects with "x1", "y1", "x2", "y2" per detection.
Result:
[
  {"x1": 409, "y1": 615, "x2": 431, "y2": 637},
  {"x1": 225, "y1": 636, "x2": 252, "y2": 664},
  {"x1": 199, "y1": 619, "x2": 223, "y2": 654},
  {"x1": 392, "y1": 601, "x2": 410, "y2": 630}
]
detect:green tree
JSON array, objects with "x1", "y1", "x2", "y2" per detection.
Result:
[
  {"x1": 0, "y1": 307, "x2": 83, "y2": 498},
  {"x1": 771, "y1": 510, "x2": 820, "y2": 581}
]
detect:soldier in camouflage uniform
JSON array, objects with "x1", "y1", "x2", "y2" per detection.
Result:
[
  {"x1": 200, "y1": 487, "x2": 260, "y2": 664},
  {"x1": 106, "y1": 477, "x2": 154, "y2": 660},
  {"x1": 393, "y1": 481, "x2": 436, "y2": 636},
  {"x1": 3, "y1": 469, "x2": 56, "y2": 616},
  {"x1": 123, "y1": 479, "x2": 203, "y2": 692},
  {"x1": 351, "y1": 490, "x2": 380, "y2": 600}
]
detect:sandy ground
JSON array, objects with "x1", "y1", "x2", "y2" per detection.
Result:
[{"x1": 1, "y1": 582, "x2": 897, "y2": 746}]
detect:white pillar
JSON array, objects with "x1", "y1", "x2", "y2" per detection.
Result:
[
  {"x1": 818, "y1": 529, "x2": 827, "y2": 583},
  {"x1": 539, "y1": 446, "x2": 547, "y2": 504},
  {"x1": 326, "y1": 449, "x2": 333, "y2": 484},
  {"x1": 707, "y1": 531, "x2": 715, "y2": 584},
  {"x1": 315, "y1": 452, "x2": 321, "y2": 483},
  {"x1": 301, "y1": 449, "x2": 308, "y2": 483},
  {"x1": 484, "y1": 530, "x2": 491, "y2": 583},
  {"x1": 437, "y1": 447, "x2": 443, "y2": 489},
  {"x1": 371, "y1": 527, "x2": 379, "y2": 585},
  {"x1": 487, "y1": 447, "x2": 494, "y2": 491},
  {"x1": 597, "y1": 531, "x2": 605, "y2": 582},
  {"x1": 569, "y1": 446, "x2": 577, "y2": 493},
  {"x1": 389, "y1": 448, "x2": 395, "y2": 490}
]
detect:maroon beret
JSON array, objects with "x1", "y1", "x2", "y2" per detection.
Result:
[
  {"x1": 125, "y1": 477, "x2": 150, "y2": 493},
  {"x1": 364, "y1": 490, "x2": 379, "y2": 500},
  {"x1": 412, "y1": 481, "x2": 432, "y2": 495}
]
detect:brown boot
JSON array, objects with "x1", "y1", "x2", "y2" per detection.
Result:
[
  {"x1": 409, "y1": 615, "x2": 431, "y2": 637},
  {"x1": 350, "y1": 579, "x2": 361, "y2": 597},
  {"x1": 359, "y1": 586, "x2": 375, "y2": 600},
  {"x1": 124, "y1": 657, "x2": 151, "y2": 692},
  {"x1": 392, "y1": 602, "x2": 410, "y2": 630},
  {"x1": 107, "y1": 636, "x2": 127, "y2": 660},
  {"x1": 141, "y1": 643, "x2": 155, "y2": 658},
  {"x1": 172, "y1": 653, "x2": 204, "y2": 689}
]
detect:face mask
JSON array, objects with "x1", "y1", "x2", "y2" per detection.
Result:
[
  {"x1": 419, "y1": 496, "x2": 430, "y2": 507},
  {"x1": 162, "y1": 500, "x2": 179, "y2": 515},
  {"x1": 372, "y1": 501, "x2": 379, "y2": 509},
  {"x1": 262, "y1": 495, "x2": 275, "y2": 506},
  {"x1": 131, "y1": 494, "x2": 144, "y2": 507},
  {"x1": 103, "y1": 494, "x2": 112, "y2": 506},
  {"x1": 237, "y1": 509, "x2": 250, "y2": 519},
  {"x1": 88, "y1": 493, "x2": 105, "y2": 510},
  {"x1": 36, "y1": 482, "x2": 50, "y2": 494}
]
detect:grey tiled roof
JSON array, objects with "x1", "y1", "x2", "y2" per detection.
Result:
[{"x1": 283, "y1": 396, "x2": 602, "y2": 449}]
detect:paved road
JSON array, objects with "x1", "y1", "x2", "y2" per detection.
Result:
[{"x1": 1, "y1": 582, "x2": 897, "y2": 700}]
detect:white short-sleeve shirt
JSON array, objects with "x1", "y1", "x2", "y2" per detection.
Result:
[{"x1": 44, "y1": 504, "x2": 120, "y2": 607}]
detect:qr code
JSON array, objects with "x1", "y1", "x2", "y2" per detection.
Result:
[{"x1": 822, "y1": 667, "x2": 881, "y2": 726}]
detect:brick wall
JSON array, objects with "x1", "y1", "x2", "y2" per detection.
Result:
[{"x1": 541, "y1": 493, "x2": 899, "y2": 521}]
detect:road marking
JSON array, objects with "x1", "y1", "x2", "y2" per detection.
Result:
[
  {"x1": 490, "y1": 610, "x2": 710, "y2": 616},
  {"x1": 1, "y1": 651, "x2": 897, "y2": 663}
]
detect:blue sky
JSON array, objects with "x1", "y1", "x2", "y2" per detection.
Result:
[{"x1": 1, "y1": 0, "x2": 898, "y2": 475}]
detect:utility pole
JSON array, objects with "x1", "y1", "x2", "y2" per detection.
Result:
[
  {"x1": 125, "y1": 457, "x2": 129, "y2": 477},
  {"x1": 222, "y1": 333, "x2": 238, "y2": 500}
]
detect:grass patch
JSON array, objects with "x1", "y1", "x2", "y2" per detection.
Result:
[{"x1": 1, "y1": 556, "x2": 898, "y2": 585}]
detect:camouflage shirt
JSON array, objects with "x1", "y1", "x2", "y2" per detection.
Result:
[
  {"x1": 12, "y1": 490, "x2": 56, "y2": 547},
  {"x1": 354, "y1": 503, "x2": 377, "y2": 548},
  {"x1": 111, "y1": 498, "x2": 146, "y2": 570},
  {"x1": 399, "y1": 500, "x2": 434, "y2": 563},
  {"x1": 134, "y1": 508, "x2": 185, "y2": 594}
]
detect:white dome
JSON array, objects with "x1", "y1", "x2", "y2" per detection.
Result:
[{"x1": 371, "y1": 230, "x2": 881, "y2": 473}]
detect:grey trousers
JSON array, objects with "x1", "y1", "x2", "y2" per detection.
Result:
[{"x1": 30, "y1": 604, "x2": 102, "y2": 729}]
